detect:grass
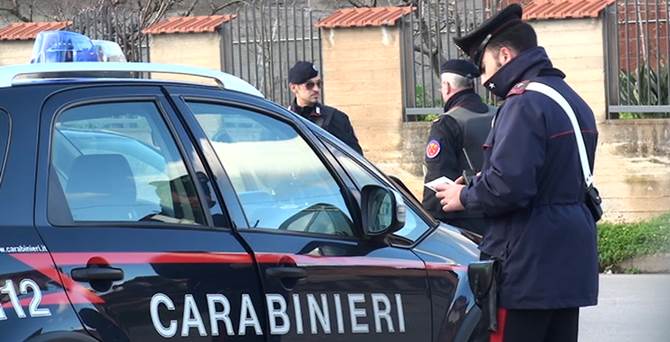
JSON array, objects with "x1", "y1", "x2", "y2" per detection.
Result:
[{"x1": 598, "y1": 213, "x2": 670, "y2": 273}]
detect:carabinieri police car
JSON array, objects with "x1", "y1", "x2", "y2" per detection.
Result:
[{"x1": 0, "y1": 31, "x2": 494, "y2": 342}]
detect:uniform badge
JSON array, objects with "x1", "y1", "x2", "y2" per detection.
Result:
[{"x1": 426, "y1": 139, "x2": 441, "y2": 159}]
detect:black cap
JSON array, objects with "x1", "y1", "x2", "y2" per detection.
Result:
[
  {"x1": 440, "y1": 59, "x2": 481, "y2": 78},
  {"x1": 453, "y1": 4, "x2": 523, "y2": 68},
  {"x1": 288, "y1": 61, "x2": 319, "y2": 84}
]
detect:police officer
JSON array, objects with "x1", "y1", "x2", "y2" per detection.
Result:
[
  {"x1": 422, "y1": 59, "x2": 495, "y2": 235},
  {"x1": 434, "y1": 4, "x2": 599, "y2": 342},
  {"x1": 288, "y1": 61, "x2": 363, "y2": 155}
]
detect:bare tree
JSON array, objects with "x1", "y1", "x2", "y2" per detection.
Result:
[
  {"x1": 208, "y1": 0, "x2": 246, "y2": 15},
  {"x1": 342, "y1": 0, "x2": 443, "y2": 76},
  {"x1": 0, "y1": 0, "x2": 37, "y2": 22}
]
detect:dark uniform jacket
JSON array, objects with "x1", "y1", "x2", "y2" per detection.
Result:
[
  {"x1": 459, "y1": 47, "x2": 599, "y2": 309},
  {"x1": 290, "y1": 100, "x2": 363, "y2": 155},
  {"x1": 422, "y1": 90, "x2": 494, "y2": 235}
]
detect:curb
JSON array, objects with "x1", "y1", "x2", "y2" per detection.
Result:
[{"x1": 619, "y1": 253, "x2": 670, "y2": 273}]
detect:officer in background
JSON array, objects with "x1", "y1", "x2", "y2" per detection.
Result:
[
  {"x1": 434, "y1": 4, "x2": 599, "y2": 342},
  {"x1": 422, "y1": 59, "x2": 494, "y2": 235},
  {"x1": 288, "y1": 61, "x2": 363, "y2": 155}
]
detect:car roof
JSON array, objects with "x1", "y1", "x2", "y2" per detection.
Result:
[{"x1": 0, "y1": 62, "x2": 264, "y2": 98}]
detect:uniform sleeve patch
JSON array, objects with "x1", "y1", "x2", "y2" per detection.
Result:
[{"x1": 426, "y1": 139, "x2": 441, "y2": 159}]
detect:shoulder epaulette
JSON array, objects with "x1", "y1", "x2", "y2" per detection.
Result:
[{"x1": 506, "y1": 80, "x2": 530, "y2": 97}]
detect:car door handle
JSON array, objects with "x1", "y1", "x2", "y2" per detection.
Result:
[
  {"x1": 265, "y1": 266, "x2": 307, "y2": 280},
  {"x1": 71, "y1": 266, "x2": 124, "y2": 282}
]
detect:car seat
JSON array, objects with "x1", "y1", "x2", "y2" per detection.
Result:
[{"x1": 65, "y1": 154, "x2": 137, "y2": 221}]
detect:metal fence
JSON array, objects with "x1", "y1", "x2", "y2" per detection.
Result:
[
  {"x1": 71, "y1": 5, "x2": 150, "y2": 63},
  {"x1": 605, "y1": 0, "x2": 670, "y2": 119},
  {"x1": 401, "y1": 0, "x2": 499, "y2": 121},
  {"x1": 221, "y1": 0, "x2": 323, "y2": 107}
]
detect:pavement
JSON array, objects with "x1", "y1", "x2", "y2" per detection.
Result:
[{"x1": 579, "y1": 274, "x2": 670, "y2": 342}]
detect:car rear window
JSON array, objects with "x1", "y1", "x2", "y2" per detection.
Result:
[{"x1": 0, "y1": 110, "x2": 9, "y2": 185}]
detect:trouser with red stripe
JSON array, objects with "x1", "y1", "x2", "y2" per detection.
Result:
[{"x1": 490, "y1": 308, "x2": 579, "y2": 342}]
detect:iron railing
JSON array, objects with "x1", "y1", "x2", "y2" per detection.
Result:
[
  {"x1": 221, "y1": 0, "x2": 324, "y2": 107},
  {"x1": 71, "y1": 5, "x2": 150, "y2": 63},
  {"x1": 606, "y1": 0, "x2": 670, "y2": 119},
  {"x1": 401, "y1": 0, "x2": 498, "y2": 121}
]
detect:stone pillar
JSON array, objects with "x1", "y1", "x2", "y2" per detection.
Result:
[
  {"x1": 530, "y1": 18, "x2": 608, "y2": 122},
  {"x1": 320, "y1": 25, "x2": 405, "y2": 162},
  {"x1": 148, "y1": 33, "x2": 223, "y2": 71}
]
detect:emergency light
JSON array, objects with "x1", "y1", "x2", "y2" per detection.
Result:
[
  {"x1": 31, "y1": 31, "x2": 101, "y2": 64},
  {"x1": 92, "y1": 39, "x2": 127, "y2": 62}
]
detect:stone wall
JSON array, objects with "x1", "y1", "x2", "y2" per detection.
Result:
[
  {"x1": 596, "y1": 120, "x2": 670, "y2": 221},
  {"x1": 321, "y1": 26, "x2": 404, "y2": 162},
  {"x1": 0, "y1": 40, "x2": 33, "y2": 66}
]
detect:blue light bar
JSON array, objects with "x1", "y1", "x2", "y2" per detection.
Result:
[{"x1": 31, "y1": 31, "x2": 100, "y2": 64}]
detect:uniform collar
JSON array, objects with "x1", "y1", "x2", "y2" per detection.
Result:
[
  {"x1": 444, "y1": 89, "x2": 489, "y2": 114},
  {"x1": 290, "y1": 99, "x2": 321, "y2": 118},
  {"x1": 483, "y1": 47, "x2": 559, "y2": 98}
]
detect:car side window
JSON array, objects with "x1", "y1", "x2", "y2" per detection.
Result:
[
  {"x1": 49, "y1": 101, "x2": 206, "y2": 226},
  {"x1": 0, "y1": 111, "x2": 8, "y2": 185},
  {"x1": 188, "y1": 102, "x2": 355, "y2": 237},
  {"x1": 323, "y1": 140, "x2": 431, "y2": 242}
]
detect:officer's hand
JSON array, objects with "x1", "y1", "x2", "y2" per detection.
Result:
[
  {"x1": 455, "y1": 176, "x2": 466, "y2": 185},
  {"x1": 434, "y1": 183, "x2": 465, "y2": 212}
]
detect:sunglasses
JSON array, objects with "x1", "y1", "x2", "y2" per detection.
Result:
[{"x1": 303, "y1": 80, "x2": 322, "y2": 90}]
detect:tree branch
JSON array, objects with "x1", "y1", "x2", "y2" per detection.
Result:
[
  {"x1": 0, "y1": 0, "x2": 31, "y2": 22},
  {"x1": 210, "y1": 0, "x2": 245, "y2": 15},
  {"x1": 180, "y1": 0, "x2": 200, "y2": 16}
]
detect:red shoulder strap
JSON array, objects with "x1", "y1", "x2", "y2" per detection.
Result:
[{"x1": 506, "y1": 80, "x2": 530, "y2": 97}]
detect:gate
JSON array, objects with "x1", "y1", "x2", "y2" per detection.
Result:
[
  {"x1": 221, "y1": 0, "x2": 324, "y2": 107},
  {"x1": 401, "y1": 0, "x2": 499, "y2": 121},
  {"x1": 605, "y1": 0, "x2": 670, "y2": 118},
  {"x1": 71, "y1": 5, "x2": 150, "y2": 63}
]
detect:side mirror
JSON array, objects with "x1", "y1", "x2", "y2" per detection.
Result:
[{"x1": 360, "y1": 185, "x2": 406, "y2": 238}]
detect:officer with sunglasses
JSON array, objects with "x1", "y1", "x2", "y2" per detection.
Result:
[{"x1": 288, "y1": 61, "x2": 363, "y2": 155}]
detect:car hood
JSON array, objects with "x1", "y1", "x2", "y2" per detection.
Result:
[{"x1": 413, "y1": 223, "x2": 480, "y2": 266}]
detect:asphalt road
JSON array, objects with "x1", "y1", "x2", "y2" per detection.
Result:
[{"x1": 579, "y1": 274, "x2": 670, "y2": 341}]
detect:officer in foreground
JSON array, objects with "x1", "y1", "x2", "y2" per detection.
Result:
[
  {"x1": 288, "y1": 61, "x2": 363, "y2": 154},
  {"x1": 422, "y1": 59, "x2": 494, "y2": 235},
  {"x1": 434, "y1": 4, "x2": 599, "y2": 341}
]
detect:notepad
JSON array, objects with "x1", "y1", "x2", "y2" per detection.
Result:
[{"x1": 424, "y1": 176, "x2": 455, "y2": 192}]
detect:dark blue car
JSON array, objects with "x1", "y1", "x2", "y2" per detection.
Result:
[{"x1": 0, "y1": 62, "x2": 491, "y2": 342}]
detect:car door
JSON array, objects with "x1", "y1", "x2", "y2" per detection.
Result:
[
  {"x1": 169, "y1": 88, "x2": 432, "y2": 342},
  {"x1": 317, "y1": 135, "x2": 477, "y2": 341},
  {"x1": 34, "y1": 85, "x2": 266, "y2": 341}
]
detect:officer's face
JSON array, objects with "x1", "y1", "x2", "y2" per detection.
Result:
[{"x1": 291, "y1": 76, "x2": 321, "y2": 106}]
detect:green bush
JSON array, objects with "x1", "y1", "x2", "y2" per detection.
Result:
[
  {"x1": 419, "y1": 113, "x2": 440, "y2": 122},
  {"x1": 618, "y1": 64, "x2": 670, "y2": 119},
  {"x1": 598, "y1": 213, "x2": 670, "y2": 272}
]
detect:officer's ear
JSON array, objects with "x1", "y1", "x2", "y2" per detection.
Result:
[
  {"x1": 445, "y1": 81, "x2": 453, "y2": 95},
  {"x1": 497, "y1": 46, "x2": 518, "y2": 66},
  {"x1": 289, "y1": 83, "x2": 298, "y2": 95}
]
